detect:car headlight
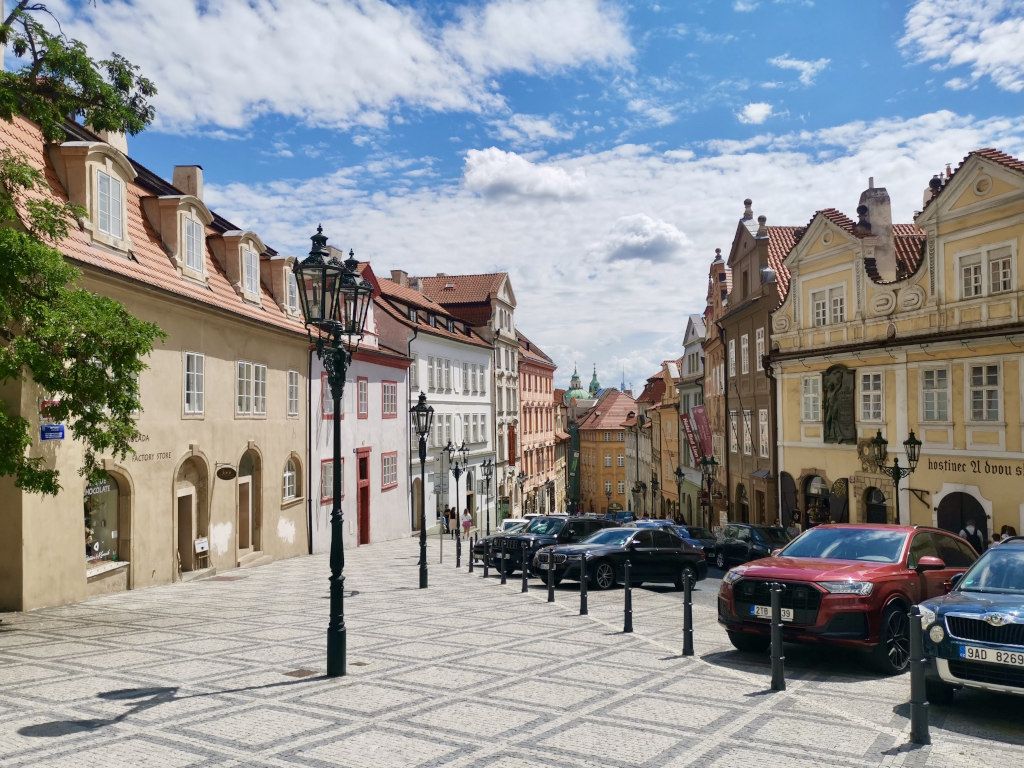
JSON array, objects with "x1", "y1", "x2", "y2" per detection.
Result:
[
  {"x1": 919, "y1": 605, "x2": 937, "y2": 630},
  {"x1": 723, "y1": 568, "x2": 747, "y2": 585},
  {"x1": 817, "y1": 580, "x2": 874, "y2": 596}
]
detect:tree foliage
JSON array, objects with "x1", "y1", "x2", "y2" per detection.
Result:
[{"x1": 0, "y1": 3, "x2": 165, "y2": 494}]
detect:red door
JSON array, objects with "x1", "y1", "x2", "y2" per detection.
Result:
[{"x1": 357, "y1": 450, "x2": 370, "y2": 545}]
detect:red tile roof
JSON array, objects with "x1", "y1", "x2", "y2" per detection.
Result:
[
  {"x1": 576, "y1": 389, "x2": 637, "y2": 430},
  {"x1": 374, "y1": 279, "x2": 492, "y2": 349},
  {"x1": 1, "y1": 116, "x2": 304, "y2": 336},
  {"x1": 517, "y1": 330, "x2": 554, "y2": 366},
  {"x1": 636, "y1": 376, "x2": 665, "y2": 404},
  {"x1": 920, "y1": 147, "x2": 1024, "y2": 214},
  {"x1": 417, "y1": 273, "x2": 507, "y2": 305},
  {"x1": 766, "y1": 226, "x2": 797, "y2": 301}
]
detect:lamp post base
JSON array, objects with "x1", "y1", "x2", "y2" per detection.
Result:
[{"x1": 327, "y1": 628, "x2": 346, "y2": 677}]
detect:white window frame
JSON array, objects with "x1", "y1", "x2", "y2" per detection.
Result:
[
  {"x1": 957, "y1": 242, "x2": 1015, "y2": 300},
  {"x1": 184, "y1": 216, "x2": 204, "y2": 273},
  {"x1": 759, "y1": 408, "x2": 769, "y2": 458},
  {"x1": 860, "y1": 371, "x2": 883, "y2": 422},
  {"x1": 755, "y1": 328, "x2": 764, "y2": 372},
  {"x1": 617, "y1": 481, "x2": 625, "y2": 494},
  {"x1": 96, "y1": 169, "x2": 123, "y2": 240},
  {"x1": 729, "y1": 410, "x2": 738, "y2": 453},
  {"x1": 283, "y1": 459, "x2": 297, "y2": 499},
  {"x1": 286, "y1": 271, "x2": 299, "y2": 312},
  {"x1": 236, "y1": 361, "x2": 253, "y2": 415},
  {"x1": 741, "y1": 334, "x2": 749, "y2": 375},
  {"x1": 728, "y1": 339, "x2": 736, "y2": 377},
  {"x1": 604, "y1": 455, "x2": 612, "y2": 468},
  {"x1": 254, "y1": 364, "x2": 267, "y2": 416},
  {"x1": 410, "y1": 355, "x2": 419, "y2": 389},
  {"x1": 811, "y1": 290, "x2": 827, "y2": 327},
  {"x1": 382, "y1": 381, "x2": 397, "y2": 417},
  {"x1": 243, "y1": 248, "x2": 260, "y2": 296},
  {"x1": 801, "y1": 376, "x2": 820, "y2": 422},
  {"x1": 184, "y1": 351, "x2": 204, "y2": 415},
  {"x1": 742, "y1": 410, "x2": 752, "y2": 455},
  {"x1": 287, "y1": 370, "x2": 300, "y2": 416},
  {"x1": 968, "y1": 362, "x2": 1000, "y2": 422},
  {"x1": 920, "y1": 367, "x2": 949, "y2": 423},
  {"x1": 357, "y1": 378, "x2": 368, "y2": 417},
  {"x1": 382, "y1": 453, "x2": 398, "y2": 489}
]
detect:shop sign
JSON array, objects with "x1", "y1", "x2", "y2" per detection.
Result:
[
  {"x1": 194, "y1": 537, "x2": 210, "y2": 554},
  {"x1": 84, "y1": 481, "x2": 112, "y2": 496},
  {"x1": 925, "y1": 457, "x2": 1024, "y2": 477},
  {"x1": 40, "y1": 424, "x2": 65, "y2": 440}
]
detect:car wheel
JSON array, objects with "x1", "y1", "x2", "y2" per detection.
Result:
[
  {"x1": 674, "y1": 563, "x2": 697, "y2": 590},
  {"x1": 592, "y1": 561, "x2": 616, "y2": 590},
  {"x1": 728, "y1": 631, "x2": 770, "y2": 653},
  {"x1": 925, "y1": 678, "x2": 956, "y2": 705},
  {"x1": 871, "y1": 605, "x2": 911, "y2": 674},
  {"x1": 715, "y1": 550, "x2": 726, "y2": 569}
]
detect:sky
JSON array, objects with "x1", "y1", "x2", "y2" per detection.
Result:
[{"x1": 15, "y1": 0, "x2": 1024, "y2": 394}]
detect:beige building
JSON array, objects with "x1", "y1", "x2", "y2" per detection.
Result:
[
  {"x1": 772, "y1": 151, "x2": 1024, "y2": 541},
  {"x1": 1, "y1": 117, "x2": 310, "y2": 611}
]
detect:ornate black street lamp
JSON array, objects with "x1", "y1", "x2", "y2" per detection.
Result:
[
  {"x1": 605, "y1": 487, "x2": 612, "y2": 513},
  {"x1": 516, "y1": 471, "x2": 527, "y2": 516},
  {"x1": 293, "y1": 226, "x2": 373, "y2": 678},
  {"x1": 481, "y1": 458, "x2": 494, "y2": 535},
  {"x1": 651, "y1": 476, "x2": 660, "y2": 518},
  {"x1": 447, "y1": 441, "x2": 469, "y2": 545},
  {"x1": 411, "y1": 392, "x2": 434, "y2": 589},
  {"x1": 870, "y1": 429, "x2": 922, "y2": 524},
  {"x1": 700, "y1": 455, "x2": 719, "y2": 530},
  {"x1": 674, "y1": 466, "x2": 684, "y2": 524}
]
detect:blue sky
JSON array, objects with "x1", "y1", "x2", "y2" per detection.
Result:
[{"x1": 20, "y1": 0, "x2": 1024, "y2": 393}]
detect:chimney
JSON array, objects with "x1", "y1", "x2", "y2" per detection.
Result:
[
  {"x1": 743, "y1": 198, "x2": 753, "y2": 220},
  {"x1": 409, "y1": 277, "x2": 422, "y2": 292},
  {"x1": 173, "y1": 165, "x2": 204, "y2": 200},
  {"x1": 390, "y1": 269, "x2": 408, "y2": 288},
  {"x1": 858, "y1": 180, "x2": 896, "y2": 281},
  {"x1": 96, "y1": 129, "x2": 128, "y2": 155}
]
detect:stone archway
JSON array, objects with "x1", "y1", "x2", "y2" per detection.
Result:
[
  {"x1": 237, "y1": 448, "x2": 263, "y2": 555},
  {"x1": 174, "y1": 455, "x2": 210, "y2": 576},
  {"x1": 937, "y1": 492, "x2": 988, "y2": 547}
]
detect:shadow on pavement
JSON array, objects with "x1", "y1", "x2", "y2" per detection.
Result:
[
  {"x1": 18, "y1": 676, "x2": 324, "y2": 739},
  {"x1": 700, "y1": 645, "x2": 881, "y2": 683}
]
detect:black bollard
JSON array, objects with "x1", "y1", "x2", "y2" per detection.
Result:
[
  {"x1": 683, "y1": 572, "x2": 694, "y2": 656},
  {"x1": 579, "y1": 555, "x2": 589, "y2": 615},
  {"x1": 547, "y1": 549, "x2": 555, "y2": 603},
  {"x1": 909, "y1": 606, "x2": 931, "y2": 745},
  {"x1": 521, "y1": 543, "x2": 529, "y2": 593},
  {"x1": 500, "y1": 539, "x2": 507, "y2": 585},
  {"x1": 456, "y1": 534, "x2": 462, "y2": 568},
  {"x1": 468, "y1": 535, "x2": 475, "y2": 573},
  {"x1": 770, "y1": 582, "x2": 786, "y2": 691},
  {"x1": 482, "y1": 539, "x2": 489, "y2": 579},
  {"x1": 623, "y1": 560, "x2": 633, "y2": 633}
]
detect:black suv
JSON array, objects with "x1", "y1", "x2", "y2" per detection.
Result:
[
  {"x1": 490, "y1": 515, "x2": 615, "y2": 574},
  {"x1": 715, "y1": 523, "x2": 792, "y2": 569}
]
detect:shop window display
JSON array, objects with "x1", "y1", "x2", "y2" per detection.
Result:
[{"x1": 84, "y1": 476, "x2": 122, "y2": 565}]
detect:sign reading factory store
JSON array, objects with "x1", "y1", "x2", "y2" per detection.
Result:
[{"x1": 822, "y1": 364, "x2": 857, "y2": 444}]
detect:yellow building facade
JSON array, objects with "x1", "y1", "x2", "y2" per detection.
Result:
[{"x1": 772, "y1": 151, "x2": 1024, "y2": 542}]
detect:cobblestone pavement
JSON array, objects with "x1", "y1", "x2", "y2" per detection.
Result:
[{"x1": 1, "y1": 534, "x2": 1021, "y2": 768}]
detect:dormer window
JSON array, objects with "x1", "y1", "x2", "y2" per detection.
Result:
[
  {"x1": 243, "y1": 248, "x2": 259, "y2": 295},
  {"x1": 409, "y1": 306, "x2": 417, "y2": 322},
  {"x1": 97, "y1": 170, "x2": 123, "y2": 239},
  {"x1": 184, "y1": 216, "x2": 204, "y2": 272},
  {"x1": 286, "y1": 271, "x2": 299, "y2": 313}
]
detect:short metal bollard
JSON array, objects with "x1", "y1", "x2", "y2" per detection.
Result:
[
  {"x1": 468, "y1": 535, "x2": 475, "y2": 573},
  {"x1": 909, "y1": 605, "x2": 931, "y2": 745},
  {"x1": 547, "y1": 549, "x2": 556, "y2": 603},
  {"x1": 579, "y1": 555, "x2": 589, "y2": 615},
  {"x1": 521, "y1": 543, "x2": 529, "y2": 592},
  {"x1": 623, "y1": 560, "x2": 633, "y2": 633},
  {"x1": 482, "y1": 539, "x2": 490, "y2": 578},
  {"x1": 456, "y1": 534, "x2": 462, "y2": 568},
  {"x1": 770, "y1": 582, "x2": 786, "y2": 691},
  {"x1": 683, "y1": 572, "x2": 694, "y2": 656},
  {"x1": 499, "y1": 540, "x2": 507, "y2": 584}
]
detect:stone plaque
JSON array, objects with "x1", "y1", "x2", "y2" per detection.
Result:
[{"x1": 823, "y1": 364, "x2": 856, "y2": 444}]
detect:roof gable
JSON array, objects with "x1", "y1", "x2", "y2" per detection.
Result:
[{"x1": 916, "y1": 149, "x2": 1024, "y2": 226}]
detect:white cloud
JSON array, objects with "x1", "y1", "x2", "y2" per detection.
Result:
[
  {"x1": 900, "y1": 0, "x2": 1024, "y2": 92},
  {"x1": 491, "y1": 114, "x2": 575, "y2": 146},
  {"x1": 592, "y1": 214, "x2": 692, "y2": 263},
  {"x1": 43, "y1": 0, "x2": 631, "y2": 132},
  {"x1": 768, "y1": 54, "x2": 830, "y2": 86},
  {"x1": 737, "y1": 102, "x2": 774, "y2": 124},
  {"x1": 733, "y1": 1, "x2": 759, "y2": 11},
  {"x1": 462, "y1": 147, "x2": 589, "y2": 199}
]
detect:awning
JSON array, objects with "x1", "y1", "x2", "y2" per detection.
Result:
[{"x1": 751, "y1": 469, "x2": 772, "y2": 479}]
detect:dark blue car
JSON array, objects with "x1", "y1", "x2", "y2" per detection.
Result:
[{"x1": 920, "y1": 535, "x2": 1024, "y2": 703}]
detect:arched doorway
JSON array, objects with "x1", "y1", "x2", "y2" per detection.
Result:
[
  {"x1": 937, "y1": 492, "x2": 988, "y2": 546},
  {"x1": 805, "y1": 475, "x2": 830, "y2": 526},
  {"x1": 780, "y1": 472, "x2": 797, "y2": 522},
  {"x1": 237, "y1": 449, "x2": 262, "y2": 555},
  {"x1": 864, "y1": 487, "x2": 887, "y2": 524},
  {"x1": 735, "y1": 483, "x2": 749, "y2": 523},
  {"x1": 175, "y1": 456, "x2": 209, "y2": 575}
]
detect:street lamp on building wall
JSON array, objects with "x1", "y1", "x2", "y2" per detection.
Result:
[
  {"x1": 516, "y1": 471, "x2": 527, "y2": 516},
  {"x1": 651, "y1": 476, "x2": 660, "y2": 519},
  {"x1": 446, "y1": 441, "x2": 469, "y2": 543},
  {"x1": 411, "y1": 392, "x2": 434, "y2": 589},
  {"x1": 293, "y1": 226, "x2": 373, "y2": 678},
  {"x1": 700, "y1": 455, "x2": 719, "y2": 530},
  {"x1": 870, "y1": 429, "x2": 922, "y2": 524},
  {"x1": 674, "y1": 466, "x2": 684, "y2": 524},
  {"x1": 481, "y1": 458, "x2": 494, "y2": 535},
  {"x1": 605, "y1": 487, "x2": 611, "y2": 513}
]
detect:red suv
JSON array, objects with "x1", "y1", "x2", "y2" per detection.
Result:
[{"x1": 717, "y1": 524, "x2": 978, "y2": 673}]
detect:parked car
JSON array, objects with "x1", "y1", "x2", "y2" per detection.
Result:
[
  {"x1": 605, "y1": 510, "x2": 636, "y2": 525},
  {"x1": 489, "y1": 515, "x2": 615, "y2": 574},
  {"x1": 715, "y1": 524, "x2": 792, "y2": 569},
  {"x1": 920, "y1": 535, "x2": 1024, "y2": 703},
  {"x1": 533, "y1": 527, "x2": 707, "y2": 589},
  {"x1": 717, "y1": 524, "x2": 978, "y2": 673},
  {"x1": 472, "y1": 520, "x2": 527, "y2": 563},
  {"x1": 675, "y1": 525, "x2": 717, "y2": 561}
]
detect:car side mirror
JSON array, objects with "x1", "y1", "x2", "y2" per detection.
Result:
[
  {"x1": 914, "y1": 555, "x2": 946, "y2": 572},
  {"x1": 628, "y1": 540, "x2": 640, "y2": 550},
  {"x1": 770, "y1": 549, "x2": 782, "y2": 557},
  {"x1": 950, "y1": 572, "x2": 964, "y2": 589}
]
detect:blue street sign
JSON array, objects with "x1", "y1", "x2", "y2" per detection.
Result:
[{"x1": 40, "y1": 424, "x2": 65, "y2": 440}]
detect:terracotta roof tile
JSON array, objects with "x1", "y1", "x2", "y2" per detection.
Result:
[
  {"x1": 920, "y1": 148, "x2": 1024, "y2": 214},
  {"x1": 417, "y1": 273, "x2": 507, "y2": 305},
  {"x1": 374, "y1": 279, "x2": 491, "y2": 349},
  {"x1": 765, "y1": 225, "x2": 797, "y2": 301},
  {"x1": 2, "y1": 116, "x2": 304, "y2": 336},
  {"x1": 576, "y1": 389, "x2": 637, "y2": 430},
  {"x1": 517, "y1": 330, "x2": 554, "y2": 366}
]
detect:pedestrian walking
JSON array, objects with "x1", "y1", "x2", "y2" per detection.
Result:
[
  {"x1": 462, "y1": 509, "x2": 472, "y2": 538},
  {"x1": 786, "y1": 512, "x2": 802, "y2": 540},
  {"x1": 959, "y1": 517, "x2": 985, "y2": 554}
]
